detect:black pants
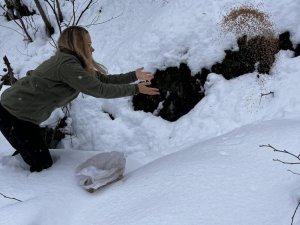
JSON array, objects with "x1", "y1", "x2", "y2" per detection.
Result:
[{"x1": 0, "y1": 104, "x2": 53, "y2": 172}]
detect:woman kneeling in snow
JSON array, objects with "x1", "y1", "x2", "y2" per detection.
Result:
[{"x1": 0, "y1": 26, "x2": 159, "y2": 172}]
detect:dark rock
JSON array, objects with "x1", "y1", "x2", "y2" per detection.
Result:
[
  {"x1": 4, "y1": 1, "x2": 35, "y2": 21},
  {"x1": 212, "y1": 35, "x2": 278, "y2": 78},
  {"x1": 194, "y1": 68, "x2": 210, "y2": 87},
  {"x1": 295, "y1": 44, "x2": 300, "y2": 57},
  {"x1": 132, "y1": 63, "x2": 204, "y2": 122},
  {"x1": 279, "y1": 32, "x2": 294, "y2": 51},
  {"x1": 132, "y1": 32, "x2": 288, "y2": 122}
]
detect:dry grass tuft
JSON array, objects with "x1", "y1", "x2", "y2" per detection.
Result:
[
  {"x1": 221, "y1": 5, "x2": 279, "y2": 74},
  {"x1": 222, "y1": 5, "x2": 274, "y2": 38}
]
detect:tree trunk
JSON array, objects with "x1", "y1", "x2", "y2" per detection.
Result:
[{"x1": 33, "y1": 0, "x2": 54, "y2": 36}]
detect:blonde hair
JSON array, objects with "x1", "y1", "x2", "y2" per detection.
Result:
[{"x1": 58, "y1": 26, "x2": 107, "y2": 75}]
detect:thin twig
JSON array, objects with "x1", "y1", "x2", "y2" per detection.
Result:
[
  {"x1": 44, "y1": 0, "x2": 61, "y2": 33},
  {"x1": 288, "y1": 170, "x2": 300, "y2": 176},
  {"x1": 273, "y1": 159, "x2": 300, "y2": 165},
  {"x1": 17, "y1": 16, "x2": 33, "y2": 42},
  {"x1": 75, "y1": 0, "x2": 93, "y2": 25},
  {"x1": 260, "y1": 144, "x2": 300, "y2": 224},
  {"x1": 0, "y1": 192, "x2": 22, "y2": 202},
  {"x1": 0, "y1": 24, "x2": 24, "y2": 37},
  {"x1": 260, "y1": 144, "x2": 300, "y2": 165},
  {"x1": 261, "y1": 91, "x2": 274, "y2": 97},
  {"x1": 49, "y1": 36, "x2": 58, "y2": 49},
  {"x1": 291, "y1": 201, "x2": 300, "y2": 225},
  {"x1": 83, "y1": 12, "x2": 123, "y2": 28},
  {"x1": 0, "y1": 4, "x2": 23, "y2": 31},
  {"x1": 89, "y1": 6, "x2": 102, "y2": 24},
  {"x1": 259, "y1": 91, "x2": 274, "y2": 104},
  {"x1": 260, "y1": 144, "x2": 300, "y2": 161}
]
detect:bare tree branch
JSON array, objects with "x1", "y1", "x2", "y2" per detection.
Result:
[
  {"x1": 288, "y1": 170, "x2": 300, "y2": 176},
  {"x1": 55, "y1": 0, "x2": 63, "y2": 23},
  {"x1": 0, "y1": 3, "x2": 23, "y2": 30},
  {"x1": 44, "y1": 0, "x2": 62, "y2": 33},
  {"x1": 75, "y1": 0, "x2": 93, "y2": 25},
  {"x1": 83, "y1": 12, "x2": 123, "y2": 28},
  {"x1": 0, "y1": 192, "x2": 22, "y2": 202},
  {"x1": 1, "y1": 1, "x2": 33, "y2": 42},
  {"x1": 259, "y1": 144, "x2": 300, "y2": 164},
  {"x1": 16, "y1": 14, "x2": 33, "y2": 42},
  {"x1": 260, "y1": 144, "x2": 300, "y2": 224},
  {"x1": 72, "y1": 0, "x2": 76, "y2": 26},
  {"x1": 291, "y1": 201, "x2": 300, "y2": 225},
  {"x1": 89, "y1": 7, "x2": 102, "y2": 25},
  {"x1": 49, "y1": 36, "x2": 58, "y2": 49},
  {"x1": 0, "y1": 24, "x2": 24, "y2": 37},
  {"x1": 273, "y1": 159, "x2": 300, "y2": 165},
  {"x1": 12, "y1": 1, "x2": 33, "y2": 41}
]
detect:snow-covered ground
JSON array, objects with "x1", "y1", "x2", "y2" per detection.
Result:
[{"x1": 1, "y1": 0, "x2": 300, "y2": 224}]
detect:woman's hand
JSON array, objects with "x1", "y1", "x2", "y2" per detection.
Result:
[
  {"x1": 135, "y1": 67, "x2": 159, "y2": 95},
  {"x1": 137, "y1": 82, "x2": 160, "y2": 95},
  {"x1": 135, "y1": 67, "x2": 154, "y2": 81}
]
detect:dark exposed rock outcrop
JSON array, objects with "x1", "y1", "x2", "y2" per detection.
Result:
[{"x1": 132, "y1": 31, "x2": 299, "y2": 122}]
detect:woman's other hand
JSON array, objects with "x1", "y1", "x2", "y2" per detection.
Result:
[
  {"x1": 135, "y1": 67, "x2": 154, "y2": 81},
  {"x1": 137, "y1": 82, "x2": 160, "y2": 95}
]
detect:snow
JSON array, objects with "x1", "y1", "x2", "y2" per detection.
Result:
[{"x1": 0, "y1": 0, "x2": 300, "y2": 224}]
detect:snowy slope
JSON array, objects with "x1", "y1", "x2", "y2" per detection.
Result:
[
  {"x1": 0, "y1": 119, "x2": 300, "y2": 225},
  {"x1": 0, "y1": 0, "x2": 300, "y2": 224}
]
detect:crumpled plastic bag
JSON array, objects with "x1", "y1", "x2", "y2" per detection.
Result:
[{"x1": 75, "y1": 151, "x2": 126, "y2": 192}]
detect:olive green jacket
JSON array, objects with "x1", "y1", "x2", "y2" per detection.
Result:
[{"x1": 1, "y1": 50, "x2": 138, "y2": 125}]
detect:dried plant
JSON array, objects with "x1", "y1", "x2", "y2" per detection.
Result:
[
  {"x1": 222, "y1": 5, "x2": 274, "y2": 38},
  {"x1": 221, "y1": 5, "x2": 279, "y2": 74}
]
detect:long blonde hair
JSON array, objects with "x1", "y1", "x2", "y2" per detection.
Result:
[{"x1": 57, "y1": 26, "x2": 107, "y2": 75}]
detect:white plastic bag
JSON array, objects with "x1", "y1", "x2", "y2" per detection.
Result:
[{"x1": 75, "y1": 151, "x2": 126, "y2": 192}]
